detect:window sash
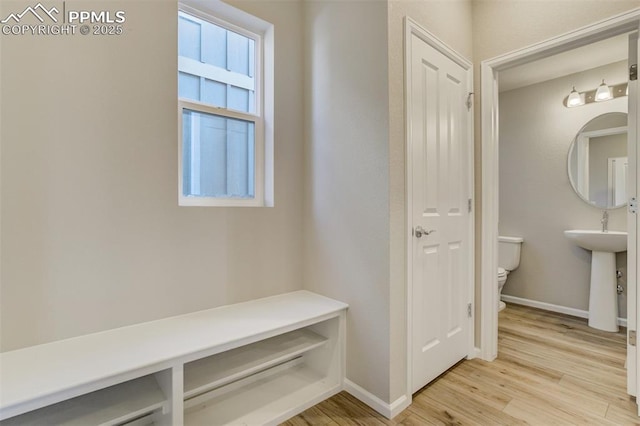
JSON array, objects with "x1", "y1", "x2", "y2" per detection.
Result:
[
  {"x1": 178, "y1": 7, "x2": 263, "y2": 117},
  {"x1": 178, "y1": 100, "x2": 265, "y2": 207},
  {"x1": 183, "y1": 109, "x2": 255, "y2": 198}
]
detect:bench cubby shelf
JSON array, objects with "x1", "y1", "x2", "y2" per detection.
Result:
[
  {"x1": 0, "y1": 291, "x2": 347, "y2": 426},
  {"x1": 0, "y1": 373, "x2": 168, "y2": 426}
]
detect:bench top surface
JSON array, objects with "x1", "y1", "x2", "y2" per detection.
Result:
[{"x1": 0, "y1": 290, "x2": 347, "y2": 414}]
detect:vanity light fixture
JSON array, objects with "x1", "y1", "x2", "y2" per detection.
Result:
[
  {"x1": 563, "y1": 81, "x2": 628, "y2": 108},
  {"x1": 595, "y1": 79, "x2": 612, "y2": 101}
]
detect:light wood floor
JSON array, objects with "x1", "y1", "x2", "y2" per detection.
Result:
[{"x1": 282, "y1": 304, "x2": 639, "y2": 425}]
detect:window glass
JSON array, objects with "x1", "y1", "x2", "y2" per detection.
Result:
[
  {"x1": 182, "y1": 109, "x2": 255, "y2": 199},
  {"x1": 178, "y1": 72, "x2": 200, "y2": 102},
  {"x1": 178, "y1": 16, "x2": 201, "y2": 60},
  {"x1": 178, "y1": 12, "x2": 256, "y2": 114}
]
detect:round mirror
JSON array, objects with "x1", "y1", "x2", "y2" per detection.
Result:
[{"x1": 568, "y1": 112, "x2": 628, "y2": 209}]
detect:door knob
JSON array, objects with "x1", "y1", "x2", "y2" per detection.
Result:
[{"x1": 415, "y1": 226, "x2": 435, "y2": 238}]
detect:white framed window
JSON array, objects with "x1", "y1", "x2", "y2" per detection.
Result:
[{"x1": 178, "y1": 2, "x2": 273, "y2": 207}]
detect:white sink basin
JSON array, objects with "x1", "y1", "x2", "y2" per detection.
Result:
[
  {"x1": 563, "y1": 230, "x2": 627, "y2": 253},
  {"x1": 564, "y1": 229, "x2": 627, "y2": 332}
]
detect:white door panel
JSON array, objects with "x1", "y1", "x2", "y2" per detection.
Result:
[{"x1": 409, "y1": 32, "x2": 472, "y2": 393}]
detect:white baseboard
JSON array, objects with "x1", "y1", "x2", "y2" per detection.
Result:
[
  {"x1": 501, "y1": 295, "x2": 627, "y2": 328},
  {"x1": 343, "y1": 379, "x2": 411, "y2": 419}
]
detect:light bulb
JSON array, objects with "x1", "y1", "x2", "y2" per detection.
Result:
[
  {"x1": 595, "y1": 79, "x2": 612, "y2": 101},
  {"x1": 567, "y1": 86, "x2": 583, "y2": 107}
]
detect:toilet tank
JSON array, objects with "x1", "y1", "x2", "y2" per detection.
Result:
[{"x1": 498, "y1": 236, "x2": 523, "y2": 271}]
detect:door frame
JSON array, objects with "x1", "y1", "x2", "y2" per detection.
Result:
[
  {"x1": 404, "y1": 16, "x2": 475, "y2": 401},
  {"x1": 479, "y1": 8, "x2": 640, "y2": 386}
]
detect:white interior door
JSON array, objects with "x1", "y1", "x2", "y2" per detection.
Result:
[
  {"x1": 628, "y1": 31, "x2": 639, "y2": 403},
  {"x1": 408, "y1": 30, "x2": 473, "y2": 393}
]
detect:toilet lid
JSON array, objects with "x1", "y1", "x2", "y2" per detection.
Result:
[{"x1": 498, "y1": 267, "x2": 507, "y2": 277}]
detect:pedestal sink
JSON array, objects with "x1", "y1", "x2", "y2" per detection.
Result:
[{"x1": 564, "y1": 229, "x2": 627, "y2": 332}]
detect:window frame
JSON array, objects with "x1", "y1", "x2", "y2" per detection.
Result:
[{"x1": 177, "y1": 2, "x2": 273, "y2": 207}]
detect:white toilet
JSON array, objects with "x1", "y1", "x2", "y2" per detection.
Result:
[{"x1": 498, "y1": 236, "x2": 524, "y2": 311}]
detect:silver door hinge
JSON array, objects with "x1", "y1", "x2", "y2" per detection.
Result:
[
  {"x1": 466, "y1": 92, "x2": 474, "y2": 110},
  {"x1": 468, "y1": 198, "x2": 473, "y2": 213},
  {"x1": 631, "y1": 64, "x2": 638, "y2": 81},
  {"x1": 630, "y1": 330, "x2": 636, "y2": 346},
  {"x1": 467, "y1": 303, "x2": 472, "y2": 318},
  {"x1": 630, "y1": 197, "x2": 638, "y2": 214}
]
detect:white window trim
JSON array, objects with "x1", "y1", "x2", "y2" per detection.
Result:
[{"x1": 178, "y1": 1, "x2": 274, "y2": 207}]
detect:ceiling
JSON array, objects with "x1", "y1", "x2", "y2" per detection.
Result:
[{"x1": 498, "y1": 33, "x2": 629, "y2": 92}]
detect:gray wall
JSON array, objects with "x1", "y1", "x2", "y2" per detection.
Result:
[
  {"x1": 499, "y1": 61, "x2": 628, "y2": 317},
  {"x1": 303, "y1": 0, "x2": 392, "y2": 402},
  {"x1": 0, "y1": 0, "x2": 305, "y2": 351}
]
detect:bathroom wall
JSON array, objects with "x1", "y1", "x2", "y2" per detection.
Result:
[
  {"x1": 0, "y1": 0, "x2": 305, "y2": 351},
  {"x1": 499, "y1": 61, "x2": 628, "y2": 317}
]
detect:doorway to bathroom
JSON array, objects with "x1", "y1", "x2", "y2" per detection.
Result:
[{"x1": 480, "y1": 8, "x2": 640, "y2": 410}]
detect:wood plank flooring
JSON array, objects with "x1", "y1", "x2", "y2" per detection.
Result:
[{"x1": 282, "y1": 303, "x2": 638, "y2": 425}]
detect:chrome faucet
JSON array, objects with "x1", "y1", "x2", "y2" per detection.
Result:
[{"x1": 601, "y1": 210, "x2": 609, "y2": 233}]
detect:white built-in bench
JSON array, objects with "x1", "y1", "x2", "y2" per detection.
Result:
[{"x1": 0, "y1": 291, "x2": 348, "y2": 425}]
